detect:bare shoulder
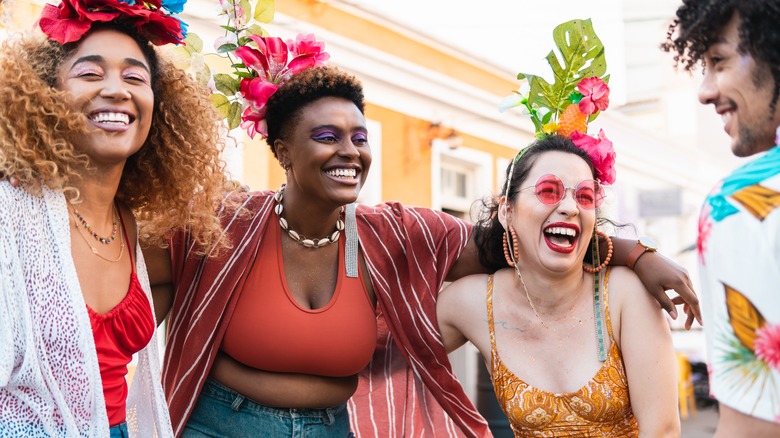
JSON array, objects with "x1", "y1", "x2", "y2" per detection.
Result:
[
  {"x1": 438, "y1": 273, "x2": 491, "y2": 327},
  {"x1": 439, "y1": 273, "x2": 492, "y2": 304}
]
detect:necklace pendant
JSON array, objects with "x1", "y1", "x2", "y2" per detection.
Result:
[{"x1": 91, "y1": 247, "x2": 98, "y2": 255}]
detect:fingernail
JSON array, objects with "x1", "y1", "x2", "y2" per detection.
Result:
[{"x1": 670, "y1": 310, "x2": 678, "y2": 319}]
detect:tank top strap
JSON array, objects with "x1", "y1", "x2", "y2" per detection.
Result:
[
  {"x1": 485, "y1": 274, "x2": 498, "y2": 365},
  {"x1": 602, "y1": 267, "x2": 615, "y2": 341},
  {"x1": 115, "y1": 202, "x2": 135, "y2": 272}
]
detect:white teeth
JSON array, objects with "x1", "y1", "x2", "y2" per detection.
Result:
[
  {"x1": 90, "y1": 112, "x2": 130, "y2": 124},
  {"x1": 721, "y1": 112, "x2": 732, "y2": 124},
  {"x1": 326, "y1": 168, "x2": 357, "y2": 178},
  {"x1": 545, "y1": 227, "x2": 576, "y2": 237}
]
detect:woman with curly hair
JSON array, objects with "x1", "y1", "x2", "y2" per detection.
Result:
[
  {"x1": 160, "y1": 51, "x2": 699, "y2": 436},
  {"x1": 0, "y1": 0, "x2": 228, "y2": 436}
]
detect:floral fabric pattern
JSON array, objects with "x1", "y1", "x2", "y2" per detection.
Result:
[
  {"x1": 698, "y1": 146, "x2": 780, "y2": 424},
  {"x1": 485, "y1": 274, "x2": 638, "y2": 437}
]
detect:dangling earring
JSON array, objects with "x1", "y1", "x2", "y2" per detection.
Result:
[
  {"x1": 503, "y1": 226, "x2": 520, "y2": 267},
  {"x1": 583, "y1": 230, "x2": 613, "y2": 273}
]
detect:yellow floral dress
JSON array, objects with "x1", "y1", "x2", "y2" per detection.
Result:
[{"x1": 486, "y1": 272, "x2": 639, "y2": 437}]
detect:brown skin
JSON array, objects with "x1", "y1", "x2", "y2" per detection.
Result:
[
  {"x1": 61, "y1": 30, "x2": 153, "y2": 314},
  {"x1": 207, "y1": 97, "x2": 377, "y2": 408}
]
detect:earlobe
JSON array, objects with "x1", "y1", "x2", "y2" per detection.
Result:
[
  {"x1": 498, "y1": 197, "x2": 510, "y2": 229},
  {"x1": 275, "y1": 140, "x2": 290, "y2": 170}
]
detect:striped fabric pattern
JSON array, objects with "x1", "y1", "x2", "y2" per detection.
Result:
[{"x1": 162, "y1": 190, "x2": 490, "y2": 437}]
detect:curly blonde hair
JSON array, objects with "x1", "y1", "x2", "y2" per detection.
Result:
[{"x1": 0, "y1": 28, "x2": 230, "y2": 252}]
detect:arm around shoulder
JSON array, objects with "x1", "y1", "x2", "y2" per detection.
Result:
[{"x1": 608, "y1": 267, "x2": 680, "y2": 438}]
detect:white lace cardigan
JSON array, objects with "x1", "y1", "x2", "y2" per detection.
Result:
[{"x1": 0, "y1": 183, "x2": 173, "y2": 437}]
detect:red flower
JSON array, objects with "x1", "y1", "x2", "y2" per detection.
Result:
[
  {"x1": 577, "y1": 77, "x2": 610, "y2": 115},
  {"x1": 286, "y1": 33, "x2": 330, "y2": 74},
  {"x1": 570, "y1": 129, "x2": 616, "y2": 184},
  {"x1": 38, "y1": 0, "x2": 186, "y2": 46},
  {"x1": 697, "y1": 202, "x2": 713, "y2": 264}
]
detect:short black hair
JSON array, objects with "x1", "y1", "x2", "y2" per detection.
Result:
[
  {"x1": 661, "y1": 0, "x2": 780, "y2": 112},
  {"x1": 264, "y1": 65, "x2": 365, "y2": 158}
]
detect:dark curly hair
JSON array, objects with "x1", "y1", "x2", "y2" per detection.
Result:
[
  {"x1": 264, "y1": 65, "x2": 365, "y2": 159},
  {"x1": 661, "y1": 0, "x2": 780, "y2": 112},
  {"x1": 473, "y1": 135, "x2": 606, "y2": 272}
]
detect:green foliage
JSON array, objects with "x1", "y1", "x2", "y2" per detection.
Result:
[
  {"x1": 214, "y1": 73, "x2": 241, "y2": 96},
  {"x1": 254, "y1": 0, "x2": 275, "y2": 23},
  {"x1": 210, "y1": 94, "x2": 231, "y2": 118},
  {"x1": 228, "y1": 102, "x2": 243, "y2": 130},
  {"x1": 516, "y1": 19, "x2": 609, "y2": 123}
]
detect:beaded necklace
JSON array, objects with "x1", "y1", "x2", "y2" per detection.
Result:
[
  {"x1": 274, "y1": 184, "x2": 345, "y2": 249},
  {"x1": 71, "y1": 205, "x2": 118, "y2": 245},
  {"x1": 68, "y1": 205, "x2": 125, "y2": 263}
]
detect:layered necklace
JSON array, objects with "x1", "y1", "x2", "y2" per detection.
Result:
[
  {"x1": 69, "y1": 203, "x2": 125, "y2": 263},
  {"x1": 273, "y1": 184, "x2": 345, "y2": 249}
]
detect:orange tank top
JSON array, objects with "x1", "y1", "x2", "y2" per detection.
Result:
[
  {"x1": 221, "y1": 218, "x2": 376, "y2": 377},
  {"x1": 486, "y1": 269, "x2": 639, "y2": 437}
]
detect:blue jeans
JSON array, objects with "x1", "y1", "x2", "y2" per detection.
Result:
[
  {"x1": 182, "y1": 378, "x2": 354, "y2": 438},
  {"x1": 109, "y1": 422, "x2": 129, "y2": 438}
]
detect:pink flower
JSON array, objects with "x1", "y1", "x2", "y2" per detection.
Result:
[
  {"x1": 577, "y1": 77, "x2": 610, "y2": 115},
  {"x1": 240, "y1": 77, "x2": 278, "y2": 110},
  {"x1": 755, "y1": 323, "x2": 780, "y2": 371},
  {"x1": 241, "y1": 106, "x2": 268, "y2": 139},
  {"x1": 697, "y1": 205, "x2": 713, "y2": 265},
  {"x1": 287, "y1": 33, "x2": 330, "y2": 73},
  {"x1": 570, "y1": 129, "x2": 616, "y2": 184}
]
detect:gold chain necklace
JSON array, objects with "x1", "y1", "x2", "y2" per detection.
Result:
[
  {"x1": 69, "y1": 205, "x2": 125, "y2": 263},
  {"x1": 512, "y1": 265, "x2": 548, "y2": 329}
]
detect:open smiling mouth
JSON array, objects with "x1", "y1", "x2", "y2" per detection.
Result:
[
  {"x1": 325, "y1": 168, "x2": 358, "y2": 179},
  {"x1": 544, "y1": 226, "x2": 577, "y2": 248},
  {"x1": 89, "y1": 111, "x2": 134, "y2": 126}
]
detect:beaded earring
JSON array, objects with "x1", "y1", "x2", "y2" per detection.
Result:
[
  {"x1": 502, "y1": 226, "x2": 520, "y2": 267},
  {"x1": 583, "y1": 229, "x2": 613, "y2": 273}
]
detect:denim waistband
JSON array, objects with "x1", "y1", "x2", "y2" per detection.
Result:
[{"x1": 202, "y1": 377, "x2": 347, "y2": 420}]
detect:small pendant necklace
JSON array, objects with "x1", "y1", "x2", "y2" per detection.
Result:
[
  {"x1": 274, "y1": 184, "x2": 345, "y2": 249},
  {"x1": 69, "y1": 204, "x2": 125, "y2": 263}
]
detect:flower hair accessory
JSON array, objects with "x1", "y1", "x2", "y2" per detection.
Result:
[
  {"x1": 500, "y1": 19, "x2": 616, "y2": 185},
  {"x1": 39, "y1": 0, "x2": 188, "y2": 46},
  {"x1": 205, "y1": 0, "x2": 329, "y2": 138}
]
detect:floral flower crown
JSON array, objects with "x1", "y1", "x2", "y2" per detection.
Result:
[
  {"x1": 205, "y1": 0, "x2": 329, "y2": 138},
  {"x1": 500, "y1": 18, "x2": 616, "y2": 186},
  {"x1": 39, "y1": 0, "x2": 188, "y2": 46}
]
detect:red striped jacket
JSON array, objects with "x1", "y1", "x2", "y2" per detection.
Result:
[{"x1": 162, "y1": 190, "x2": 490, "y2": 437}]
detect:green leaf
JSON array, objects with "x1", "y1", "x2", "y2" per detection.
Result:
[
  {"x1": 245, "y1": 24, "x2": 269, "y2": 38},
  {"x1": 214, "y1": 73, "x2": 241, "y2": 96},
  {"x1": 220, "y1": 25, "x2": 238, "y2": 33},
  {"x1": 516, "y1": 19, "x2": 607, "y2": 121},
  {"x1": 239, "y1": 0, "x2": 252, "y2": 23},
  {"x1": 210, "y1": 93, "x2": 231, "y2": 119},
  {"x1": 235, "y1": 71, "x2": 254, "y2": 79},
  {"x1": 195, "y1": 62, "x2": 212, "y2": 88},
  {"x1": 238, "y1": 36, "x2": 252, "y2": 46},
  {"x1": 184, "y1": 33, "x2": 204, "y2": 54},
  {"x1": 231, "y1": 63, "x2": 247, "y2": 69},
  {"x1": 253, "y1": 0, "x2": 275, "y2": 23},
  {"x1": 228, "y1": 101, "x2": 243, "y2": 130},
  {"x1": 217, "y1": 43, "x2": 239, "y2": 54}
]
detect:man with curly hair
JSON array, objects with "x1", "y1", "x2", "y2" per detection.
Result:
[{"x1": 663, "y1": 0, "x2": 780, "y2": 435}]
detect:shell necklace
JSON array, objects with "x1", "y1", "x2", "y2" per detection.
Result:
[{"x1": 274, "y1": 184, "x2": 345, "y2": 249}]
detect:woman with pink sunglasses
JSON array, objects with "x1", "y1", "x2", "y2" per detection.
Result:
[{"x1": 437, "y1": 135, "x2": 680, "y2": 437}]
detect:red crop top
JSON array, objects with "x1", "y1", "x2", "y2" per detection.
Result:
[
  {"x1": 87, "y1": 212, "x2": 154, "y2": 426},
  {"x1": 221, "y1": 218, "x2": 377, "y2": 377}
]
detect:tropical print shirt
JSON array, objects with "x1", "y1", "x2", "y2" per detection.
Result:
[{"x1": 698, "y1": 145, "x2": 780, "y2": 424}]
